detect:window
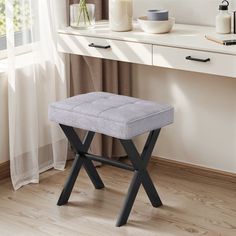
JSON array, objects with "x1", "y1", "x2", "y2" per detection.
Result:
[{"x1": 0, "y1": 0, "x2": 38, "y2": 51}]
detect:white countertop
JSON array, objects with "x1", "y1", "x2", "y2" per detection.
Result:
[{"x1": 58, "y1": 21, "x2": 236, "y2": 56}]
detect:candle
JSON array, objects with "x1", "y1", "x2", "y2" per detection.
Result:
[{"x1": 109, "y1": 0, "x2": 133, "y2": 32}]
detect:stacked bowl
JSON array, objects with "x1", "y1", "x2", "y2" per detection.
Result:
[{"x1": 138, "y1": 9, "x2": 175, "y2": 34}]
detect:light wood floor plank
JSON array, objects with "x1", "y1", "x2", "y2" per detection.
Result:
[{"x1": 0, "y1": 161, "x2": 236, "y2": 236}]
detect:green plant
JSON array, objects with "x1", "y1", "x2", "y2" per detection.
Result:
[
  {"x1": 77, "y1": 0, "x2": 91, "y2": 26},
  {"x1": 0, "y1": 0, "x2": 31, "y2": 37}
]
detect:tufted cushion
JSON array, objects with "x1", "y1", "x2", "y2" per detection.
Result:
[{"x1": 49, "y1": 92, "x2": 174, "y2": 139}]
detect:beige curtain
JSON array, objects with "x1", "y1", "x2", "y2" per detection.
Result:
[{"x1": 69, "y1": 0, "x2": 132, "y2": 158}]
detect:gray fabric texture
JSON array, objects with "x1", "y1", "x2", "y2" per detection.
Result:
[{"x1": 49, "y1": 92, "x2": 174, "y2": 140}]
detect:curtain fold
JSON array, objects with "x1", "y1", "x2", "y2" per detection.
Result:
[
  {"x1": 6, "y1": 0, "x2": 69, "y2": 190},
  {"x1": 69, "y1": 0, "x2": 132, "y2": 158}
]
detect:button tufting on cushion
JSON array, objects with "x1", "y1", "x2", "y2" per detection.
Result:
[{"x1": 49, "y1": 92, "x2": 174, "y2": 139}]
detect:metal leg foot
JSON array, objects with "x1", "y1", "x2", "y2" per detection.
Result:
[
  {"x1": 57, "y1": 155, "x2": 83, "y2": 206},
  {"x1": 57, "y1": 125, "x2": 104, "y2": 205},
  {"x1": 142, "y1": 170, "x2": 162, "y2": 207},
  {"x1": 118, "y1": 129, "x2": 162, "y2": 226},
  {"x1": 116, "y1": 171, "x2": 142, "y2": 227}
]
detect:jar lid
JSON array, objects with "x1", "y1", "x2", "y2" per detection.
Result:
[{"x1": 219, "y1": 0, "x2": 229, "y2": 10}]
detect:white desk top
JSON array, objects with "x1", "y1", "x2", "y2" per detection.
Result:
[{"x1": 58, "y1": 21, "x2": 236, "y2": 56}]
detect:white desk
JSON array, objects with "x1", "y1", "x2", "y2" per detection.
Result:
[{"x1": 58, "y1": 21, "x2": 236, "y2": 78}]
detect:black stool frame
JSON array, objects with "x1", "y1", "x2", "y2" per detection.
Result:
[{"x1": 58, "y1": 124, "x2": 163, "y2": 227}]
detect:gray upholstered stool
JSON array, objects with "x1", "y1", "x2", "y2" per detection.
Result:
[{"x1": 49, "y1": 92, "x2": 174, "y2": 227}]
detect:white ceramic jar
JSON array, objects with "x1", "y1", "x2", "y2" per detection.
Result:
[
  {"x1": 216, "y1": 0, "x2": 231, "y2": 34},
  {"x1": 109, "y1": 0, "x2": 133, "y2": 32}
]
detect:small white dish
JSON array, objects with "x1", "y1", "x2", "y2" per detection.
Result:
[{"x1": 138, "y1": 16, "x2": 175, "y2": 34}]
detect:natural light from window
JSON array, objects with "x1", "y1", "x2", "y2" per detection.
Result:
[{"x1": 0, "y1": 0, "x2": 37, "y2": 52}]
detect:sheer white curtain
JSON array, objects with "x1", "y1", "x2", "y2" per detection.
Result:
[{"x1": 5, "y1": 0, "x2": 69, "y2": 190}]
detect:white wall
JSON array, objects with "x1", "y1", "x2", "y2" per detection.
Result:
[
  {"x1": 133, "y1": 0, "x2": 236, "y2": 173},
  {"x1": 0, "y1": 73, "x2": 9, "y2": 164},
  {"x1": 132, "y1": 66, "x2": 236, "y2": 173},
  {"x1": 133, "y1": 0, "x2": 236, "y2": 26}
]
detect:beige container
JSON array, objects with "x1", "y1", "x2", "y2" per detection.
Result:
[
  {"x1": 216, "y1": 11, "x2": 231, "y2": 34},
  {"x1": 109, "y1": 0, "x2": 133, "y2": 32},
  {"x1": 216, "y1": 1, "x2": 231, "y2": 34}
]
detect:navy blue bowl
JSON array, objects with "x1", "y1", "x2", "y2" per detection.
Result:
[{"x1": 147, "y1": 9, "x2": 169, "y2": 21}]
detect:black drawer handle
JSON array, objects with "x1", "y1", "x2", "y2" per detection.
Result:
[
  {"x1": 186, "y1": 56, "x2": 210, "y2": 63},
  {"x1": 89, "y1": 43, "x2": 111, "y2": 49}
]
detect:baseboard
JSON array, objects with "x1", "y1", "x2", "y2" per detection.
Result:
[
  {"x1": 152, "y1": 156, "x2": 236, "y2": 183},
  {"x1": 0, "y1": 161, "x2": 10, "y2": 180},
  {"x1": 1, "y1": 157, "x2": 235, "y2": 183}
]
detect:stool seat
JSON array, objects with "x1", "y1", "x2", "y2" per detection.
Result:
[{"x1": 49, "y1": 92, "x2": 174, "y2": 139}]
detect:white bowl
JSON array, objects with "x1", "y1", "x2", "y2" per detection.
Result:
[{"x1": 138, "y1": 16, "x2": 175, "y2": 34}]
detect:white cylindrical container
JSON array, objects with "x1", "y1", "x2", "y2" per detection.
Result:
[
  {"x1": 216, "y1": 0, "x2": 231, "y2": 34},
  {"x1": 109, "y1": 0, "x2": 133, "y2": 32}
]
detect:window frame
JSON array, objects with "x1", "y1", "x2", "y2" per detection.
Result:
[{"x1": 0, "y1": 42, "x2": 33, "y2": 60}]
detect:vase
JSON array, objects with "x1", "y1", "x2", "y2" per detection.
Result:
[
  {"x1": 109, "y1": 0, "x2": 133, "y2": 32},
  {"x1": 70, "y1": 3, "x2": 95, "y2": 29}
]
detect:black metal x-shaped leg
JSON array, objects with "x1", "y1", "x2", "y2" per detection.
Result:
[
  {"x1": 117, "y1": 129, "x2": 162, "y2": 226},
  {"x1": 57, "y1": 124, "x2": 105, "y2": 206},
  {"x1": 57, "y1": 124, "x2": 162, "y2": 227}
]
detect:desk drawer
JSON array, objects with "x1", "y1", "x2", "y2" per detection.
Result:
[
  {"x1": 58, "y1": 33, "x2": 152, "y2": 65},
  {"x1": 153, "y1": 45, "x2": 236, "y2": 78}
]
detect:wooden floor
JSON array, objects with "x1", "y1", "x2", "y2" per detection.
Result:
[{"x1": 0, "y1": 160, "x2": 236, "y2": 236}]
